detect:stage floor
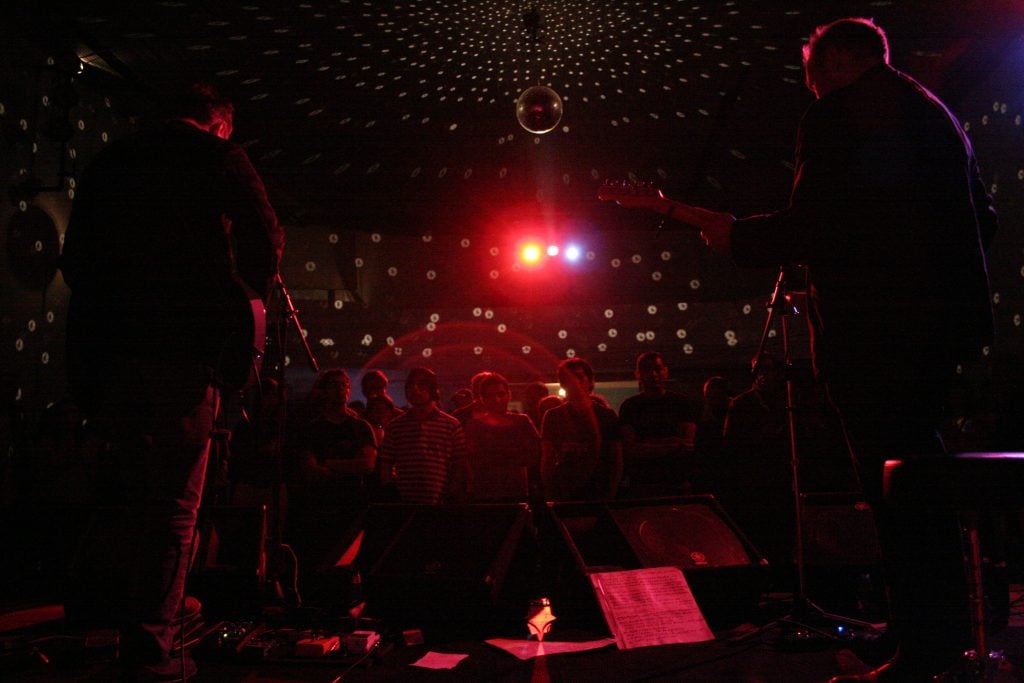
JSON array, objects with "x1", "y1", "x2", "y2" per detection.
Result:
[{"x1": 3, "y1": 588, "x2": 1022, "y2": 682}]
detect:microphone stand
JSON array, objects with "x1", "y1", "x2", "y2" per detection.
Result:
[
  {"x1": 257, "y1": 274, "x2": 318, "y2": 608},
  {"x1": 751, "y1": 266, "x2": 881, "y2": 644},
  {"x1": 276, "y1": 274, "x2": 320, "y2": 376}
]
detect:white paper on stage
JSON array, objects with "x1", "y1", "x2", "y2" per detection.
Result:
[
  {"x1": 485, "y1": 637, "x2": 617, "y2": 660},
  {"x1": 409, "y1": 651, "x2": 470, "y2": 669},
  {"x1": 589, "y1": 566, "x2": 714, "y2": 649}
]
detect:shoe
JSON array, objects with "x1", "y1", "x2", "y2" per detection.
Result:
[
  {"x1": 828, "y1": 658, "x2": 896, "y2": 682},
  {"x1": 122, "y1": 654, "x2": 198, "y2": 682},
  {"x1": 828, "y1": 656, "x2": 945, "y2": 683}
]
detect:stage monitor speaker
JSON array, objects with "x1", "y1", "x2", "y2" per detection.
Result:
[
  {"x1": 322, "y1": 503, "x2": 532, "y2": 634},
  {"x1": 548, "y1": 495, "x2": 769, "y2": 628},
  {"x1": 800, "y1": 493, "x2": 881, "y2": 567}
]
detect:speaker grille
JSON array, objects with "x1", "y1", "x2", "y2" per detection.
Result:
[{"x1": 610, "y1": 504, "x2": 753, "y2": 569}]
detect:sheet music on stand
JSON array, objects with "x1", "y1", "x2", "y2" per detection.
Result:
[{"x1": 589, "y1": 567, "x2": 714, "y2": 649}]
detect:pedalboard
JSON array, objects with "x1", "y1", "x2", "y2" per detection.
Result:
[{"x1": 195, "y1": 621, "x2": 384, "y2": 664}]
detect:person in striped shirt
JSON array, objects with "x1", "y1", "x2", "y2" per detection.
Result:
[{"x1": 377, "y1": 367, "x2": 469, "y2": 504}]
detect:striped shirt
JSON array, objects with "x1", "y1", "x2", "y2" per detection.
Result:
[{"x1": 378, "y1": 406, "x2": 467, "y2": 504}]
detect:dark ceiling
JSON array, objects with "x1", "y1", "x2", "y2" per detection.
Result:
[
  {"x1": 2, "y1": 1, "x2": 1023, "y2": 396},
  {"x1": 8, "y1": 0, "x2": 1019, "y2": 230}
]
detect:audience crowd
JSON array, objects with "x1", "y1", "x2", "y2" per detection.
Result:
[{"x1": 1, "y1": 351, "x2": 1019, "y2": 609}]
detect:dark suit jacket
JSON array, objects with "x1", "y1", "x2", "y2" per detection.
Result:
[{"x1": 730, "y1": 64, "x2": 996, "y2": 384}]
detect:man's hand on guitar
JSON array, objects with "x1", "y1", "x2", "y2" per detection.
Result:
[
  {"x1": 598, "y1": 179, "x2": 735, "y2": 254},
  {"x1": 695, "y1": 210, "x2": 735, "y2": 254}
]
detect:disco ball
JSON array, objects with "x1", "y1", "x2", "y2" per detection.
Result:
[{"x1": 516, "y1": 85, "x2": 563, "y2": 134}]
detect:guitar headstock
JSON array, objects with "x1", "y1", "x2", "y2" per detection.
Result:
[{"x1": 597, "y1": 179, "x2": 665, "y2": 209}]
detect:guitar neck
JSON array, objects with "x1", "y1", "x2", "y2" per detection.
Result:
[{"x1": 598, "y1": 180, "x2": 726, "y2": 232}]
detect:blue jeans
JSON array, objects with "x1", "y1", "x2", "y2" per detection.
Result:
[{"x1": 68, "y1": 357, "x2": 217, "y2": 665}]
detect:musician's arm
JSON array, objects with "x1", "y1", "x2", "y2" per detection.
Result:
[
  {"x1": 224, "y1": 145, "x2": 284, "y2": 300},
  {"x1": 660, "y1": 199, "x2": 736, "y2": 255}
]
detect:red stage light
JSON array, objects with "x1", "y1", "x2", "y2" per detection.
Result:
[{"x1": 520, "y1": 243, "x2": 543, "y2": 264}]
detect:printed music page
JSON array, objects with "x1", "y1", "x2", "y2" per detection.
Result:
[{"x1": 589, "y1": 566, "x2": 714, "y2": 649}]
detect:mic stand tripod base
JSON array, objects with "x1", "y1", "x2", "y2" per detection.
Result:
[{"x1": 776, "y1": 596, "x2": 885, "y2": 651}]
